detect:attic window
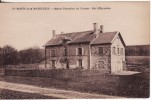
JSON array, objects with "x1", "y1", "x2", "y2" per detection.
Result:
[
  {"x1": 98, "y1": 47, "x2": 104, "y2": 55},
  {"x1": 117, "y1": 36, "x2": 120, "y2": 44}
]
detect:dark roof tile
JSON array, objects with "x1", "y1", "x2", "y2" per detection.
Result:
[
  {"x1": 45, "y1": 30, "x2": 95, "y2": 46},
  {"x1": 91, "y1": 32, "x2": 118, "y2": 44},
  {"x1": 44, "y1": 31, "x2": 120, "y2": 46}
]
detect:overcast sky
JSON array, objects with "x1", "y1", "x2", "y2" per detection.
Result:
[{"x1": 0, "y1": 2, "x2": 150, "y2": 50}]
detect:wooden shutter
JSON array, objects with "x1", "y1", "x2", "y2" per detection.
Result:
[
  {"x1": 82, "y1": 48, "x2": 84, "y2": 55},
  {"x1": 76, "y1": 48, "x2": 78, "y2": 55},
  {"x1": 77, "y1": 60, "x2": 79, "y2": 66}
]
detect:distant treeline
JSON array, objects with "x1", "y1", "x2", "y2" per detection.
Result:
[
  {"x1": 125, "y1": 45, "x2": 150, "y2": 56},
  {"x1": 0, "y1": 45, "x2": 44, "y2": 66},
  {"x1": 0, "y1": 44, "x2": 150, "y2": 66}
]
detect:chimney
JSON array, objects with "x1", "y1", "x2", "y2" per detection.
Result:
[
  {"x1": 93, "y1": 23, "x2": 98, "y2": 33},
  {"x1": 52, "y1": 30, "x2": 56, "y2": 38},
  {"x1": 100, "y1": 25, "x2": 103, "y2": 33},
  {"x1": 61, "y1": 31, "x2": 64, "y2": 34}
]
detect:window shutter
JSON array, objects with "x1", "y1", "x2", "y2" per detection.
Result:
[
  {"x1": 77, "y1": 60, "x2": 79, "y2": 67},
  {"x1": 76, "y1": 48, "x2": 78, "y2": 55},
  {"x1": 50, "y1": 61, "x2": 52, "y2": 68},
  {"x1": 82, "y1": 48, "x2": 84, "y2": 55}
]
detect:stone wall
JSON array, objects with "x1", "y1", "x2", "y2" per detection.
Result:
[
  {"x1": 45, "y1": 44, "x2": 89, "y2": 69},
  {"x1": 90, "y1": 45, "x2": 111, "y2": 71}
]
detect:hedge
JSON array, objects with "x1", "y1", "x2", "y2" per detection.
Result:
[{"x1": 5, "y1": 69, "x2": 110, "y2": 78}]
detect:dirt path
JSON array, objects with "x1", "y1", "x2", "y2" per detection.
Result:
[{"x1": 0, "y1": 81, "x2": 123, "y2": 99}]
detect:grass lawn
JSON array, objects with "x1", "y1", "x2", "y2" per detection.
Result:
[
  {"x1": 0, "y1": 69, "x2": 149, "y2": 98},
  {"x1": 126, "y1": 56, "x2": 149, "y2": 65},
  {"x1": 0, "y1": 89, "x2": 61, "y2": 99}
]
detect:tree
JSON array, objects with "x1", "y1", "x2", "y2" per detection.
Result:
[
  {"x1": 19, "y1": 47, "x2": 44, "y2": 64},
  {"x1": 2, "y1": 45, "x2": 18, "y2": 65}
]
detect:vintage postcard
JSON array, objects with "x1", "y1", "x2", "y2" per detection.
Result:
[{"x1": 0, "y1": 1, "x2": 150, "y2": 99}]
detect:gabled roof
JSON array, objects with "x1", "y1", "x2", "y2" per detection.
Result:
[
  {"x1": 91, "y1": 31, "x2": 118, "y2": 45},
  {"x1": 44, "y1": 30, "x2": 126, "y2": 47},
  {"x1": 91, "y1": 31, "x2": 126, "y2": 47}
]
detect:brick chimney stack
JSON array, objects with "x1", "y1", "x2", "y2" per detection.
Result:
[
  {"x1": 100, "y1": 25, "x2": 103, "y2": 33},
  {"x1": 93, "y1": 23, "x2": 98, "y2": 33},
  {"x1": 52, "y1": 30, "x2": 56, "y2": 38},
  {"x1": 61, "y1": 31, "x2": 64, "y2": 34}
]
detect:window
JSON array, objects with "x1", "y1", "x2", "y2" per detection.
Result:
[
  {"x1": 117, "y1": 47, "x2": 119, "y2": 54},
  {"x1": 51, "y1": 50, "x2": 55, "y2": 57},
  {"x1": 78, "y1": 48, "x2": 82, "y2": 56},
  {"x1": 98, "y1": 47, "x2": 103, "y2": 55},
  {"x1": 77, "y1": 48, "x2": 82, "y2": 56},
  {"x1": 120, "y1": 48, "x2": 124, "y2": 55},
  {"x1": 51, "y1": 60, "x2": 55, "y2": 68},
  {"x1": 78, "y1": 59, "x2": 82, "y2": 67},
  {"x1": 112, "y1": 47, "x2": 116, "y2": 55}
]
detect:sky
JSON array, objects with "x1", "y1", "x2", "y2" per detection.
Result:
[{"x1": 0, "y1": 2, "x2": 150, "y2": 50}]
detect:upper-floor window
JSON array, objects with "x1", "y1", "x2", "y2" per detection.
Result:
[
  {"x1": 120, "y1": 48, "x2": 124, "y2": 55},
  {"x1": 117, "y1": 47, "x2": 119, "y2": 55},
  {"x1": 112, "y1": 47, "x2": 116, "y2": 55},
  {"x1": 98, "y1": 47, "x2": 103, "y2": 55},
  {"x1": 51, "y1": 50, "x2": 55, "y2": 57},
  {"x1": 76, "y1": 48, "x2": 83, "y2": 56}
]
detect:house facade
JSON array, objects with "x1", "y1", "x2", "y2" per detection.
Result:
[{"x1": 44, "y1": 23, "x2": 126, "y2": 73}]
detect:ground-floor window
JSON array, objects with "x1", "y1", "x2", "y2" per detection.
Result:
[
  {"x1": 78, "y1": 59, "x2": 82, "y2": 67},
  {"x1": 51, "y1": 60, "x2": 55, "y2": 68}
]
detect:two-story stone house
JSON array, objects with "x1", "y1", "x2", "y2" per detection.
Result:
[{"x1": 44, "y1": 23, "x2": 126, "y2": 73}]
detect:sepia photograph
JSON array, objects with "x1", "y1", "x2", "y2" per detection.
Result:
[{"x1": 0, "y1": 1, "x2": 150, "y2": 99}]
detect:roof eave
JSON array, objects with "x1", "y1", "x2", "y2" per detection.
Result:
[
  {"x1": 90, "y1": 43, "x2": 112, "y2": 45},
  {"x1": 68, "y1": 42, "x2": 91, "y2": 45},
  {"x1": 110, "y1": 32, "x2": 126, "y2": 47}
]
